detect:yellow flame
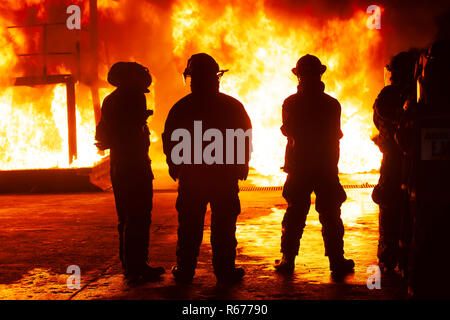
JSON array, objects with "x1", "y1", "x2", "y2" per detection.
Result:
[
  {"x1": 1, "y1": 0, "x2": 379, "y2": 180},
  {"x1": 172, "y1": 0, "x2": 382, "y2": 185}
]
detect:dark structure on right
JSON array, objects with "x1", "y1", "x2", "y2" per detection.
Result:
[{"x1": 395, "y1": 39, "x2": 450, "y2": 299}]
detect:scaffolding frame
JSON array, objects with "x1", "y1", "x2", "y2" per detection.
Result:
[{"x1": 8, "y1": 22, "x2": 80, "y2": 164}]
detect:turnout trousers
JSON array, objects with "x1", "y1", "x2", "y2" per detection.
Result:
[
  {"x1": 281, "y1": 170, "x2": 347, "y2": 258},
  {"x1": 111, "y1": 164, "x2": 153, "y2": 275},
  {"x1": 175, "y1": 179, "x2": 241, "y2": 277}
]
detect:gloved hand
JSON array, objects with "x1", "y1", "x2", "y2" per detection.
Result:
[
  {"x1": 95, "y1": 141, "x2": 110, "y2": 151},
  {"x1": 145, "y1": 109, "x2": 154, "y2": 119}
]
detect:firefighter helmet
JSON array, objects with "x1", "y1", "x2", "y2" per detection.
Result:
[
  {"x1": 183, "y1": 53, "x2": 228, "y2": 79},
  {"x1": 292, "y1": 54, "x2": 326, "y2": 77},
  {"x1": 107, "y1": 62, "x2": 152, "y2": 93}
]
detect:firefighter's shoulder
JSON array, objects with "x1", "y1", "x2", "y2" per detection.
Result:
[
  {"x1": 217, "y1": 92, "x2": 249, "y2": 118},
  {"x1": 375, "y1": 85, "x2": 401, "y2": 106},
  {"x1": 282, "y1": 93, "x2": 299, "y2": 109},
  {"x1": 173, "y1": 93, "x2": 194, "y2": 106},
  {"x1": 321, "y1": 92, "x2": 341, "y2": 113},
  {"x1": 103, "y1": 89, "x2": 118, "y2": 103},
  {"x1": 169, "y1": 93, "x2": 195, "y2": 114},
  {"x1": 322, "y1": 92, "x2": 340, "y2": 105},
  {"x1": 217, "y1": 92, "x2": 244, "y2": 108},
  {"x1": 101, "y1": 90, "x2": 119, "y2": 112}
]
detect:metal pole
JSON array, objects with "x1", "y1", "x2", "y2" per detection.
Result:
[
  {"x1": 75, "y1": 29, "x2": 81, "y2": 82},
  {"x1": 66, "y1": 77, "x2": 77, "y2": 164},
  {"x1": 89, "y1": 0, "x2": 101, "y2": 125},
  {"x1": 42, "y1": 24, "x2": 47, "y2": 76}
]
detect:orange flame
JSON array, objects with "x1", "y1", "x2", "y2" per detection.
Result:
[
  {"x1": 1, "y1": 0, "x2": 381, "y2": 184},
  {"x1": 172, "y1": 0, "x2": 382, "y2": 185}
]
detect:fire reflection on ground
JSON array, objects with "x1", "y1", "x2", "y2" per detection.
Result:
[
  {"x1": 0, "y1": 174, "x2": 406, "y2": 299},
  {"x1": 230, "y1": 187, "x2": 379, "y2": 285}
]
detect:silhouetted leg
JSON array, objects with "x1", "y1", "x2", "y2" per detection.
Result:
[
  {"x1": 314, "y1": 176, "x2": 354, "y2": 274},
  {"x1": 111, "y1": 169, "x2": 127, "y2": 270},
  {"x1": 374, "y1": 153, "x2": 403, "y2": 270},
  {"x1": 281, "y1": 175, "x2": 312, "y2": 257},
  {"x1": 378, "y1": 204, "x2": 402, "y2": 270},
  {"x1": 316, "y1": 206, "x2": 345, "y2": 258},
  {"x1": 175, "y1": 188, "x2": 208, "y2": 275},
  {"x1": 210, "y1": 191, "x2": 240, "y2": 276},
  {"x1": 122, "y1": 175, "x2": 153, "y2": 275},
  {"x1": 315, "y1": 176, "x2": 347, "y2": 258},
  {"x1": 138, "y1": 178, "x2": 153, "y2": 265},
  {"x1": 399, "y1": 196, "x2": 412, "y2": 276}
]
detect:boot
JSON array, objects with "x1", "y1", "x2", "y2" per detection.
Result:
[
  {"x1": 125, "y1": 264, "x2": 164, "y2": 284},
  {"x1": 329, "y1": 256, "x2": 355, "y2": 275},
  {"x1": 140, "y1": 264, "x2": 165, "y2": 278},
  {"x1": 172, "y1": 265, "x2": 195, "y2": 284},
  {"x1": 274, "y1": 255, "x2": 296, "y2": 274},
  {"x1": 216, "y1": 267, "x2": 245, "y2": 283}
]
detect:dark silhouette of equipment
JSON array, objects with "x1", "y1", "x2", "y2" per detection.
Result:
[{"x1": 397, "y1": 40, "x2": 450, "y2": 299}]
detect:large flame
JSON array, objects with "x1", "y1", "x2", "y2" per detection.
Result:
[
  {"x1": 0, "y1": 6, "x2": 105, "y2": 170},
  {"x1": 0, "y1": 0, "x2": 382, "y2": 185},
  {"x1": 0, "y1": 4, "x2": 154, "y2": 170},
  {"x1": 172, "y1": 0, "x2": 382, "y2": 185}
]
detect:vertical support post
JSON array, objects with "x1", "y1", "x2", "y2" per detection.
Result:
[
  {"x1": 42, "y1": 24, "x2": 47, "y2": 76},
  {"x1": 90, "y1": 87, "x2": 101, "y2": 124},
  {"x1": 75, "y1": 29, "x2": 81, "y2": 82},
  {"x1": 89, "y1": 0, "x2": 101, "y2": 125},
  {"x1": 66, "y1": 77, "x2": 77, "y2": 164}
]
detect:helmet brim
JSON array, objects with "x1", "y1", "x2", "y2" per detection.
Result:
[{"x1": 292, "y1": 64, "x2": 326, "y2": 76}]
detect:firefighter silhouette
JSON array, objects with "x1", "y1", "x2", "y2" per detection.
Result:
[
  {"x1": 274, "y1": 54, "x2": 354, "y2": 276},
  {"x1": 371, "y1": 51, "x2": 416, "y2": 273},
  {"x1": 162, "y1": 53, "x2": 252, "y2": 283},
  {"x1": 95, "y1": 62, "x2": 164, "y2": 283}
]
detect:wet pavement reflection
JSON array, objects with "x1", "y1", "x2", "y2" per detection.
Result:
[{"x1": 0, "y1": 175, "x2": 407, "y2": 300}]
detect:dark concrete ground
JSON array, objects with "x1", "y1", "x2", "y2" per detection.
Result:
[{"x1": 0, "y1": 174, "x2": 408, "y2": 300}]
